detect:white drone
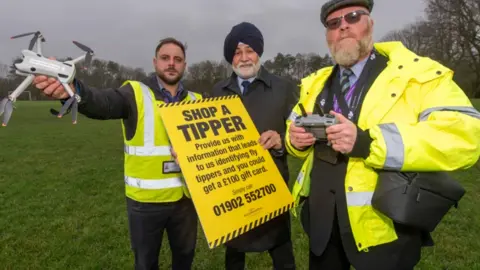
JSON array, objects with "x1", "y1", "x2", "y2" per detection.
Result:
[{"x1": 0, "y1": 31, "x2": 94, "y2": 126}]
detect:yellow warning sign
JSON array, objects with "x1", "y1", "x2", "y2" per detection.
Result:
[{"x1": 158, "y1": 95, "x2": 294, "y2": 249}]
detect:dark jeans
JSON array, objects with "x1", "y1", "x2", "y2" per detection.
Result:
[
  {"x1": 126, "y1": 197, "x2": 198, "y2": 270},
  {"x1": 225, "y1": 240, "x2": 296, "y2": 270}
]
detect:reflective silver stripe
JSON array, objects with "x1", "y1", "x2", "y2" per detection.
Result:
[
  {"x1": 188, "y1": 91, "x2": 197, "y2": 100},
  {"x1": 125, "y1": 176, "x2": 183, "y2": 189},
  {"x1": 346, "y1": 191, "x2": 373, "y2": 206},
  {"x1": 139, "y1": 82, "x2": 155, "y2": 148},
  {"x1": 288, "y1": 111, "x2": 299, "y2": 122},
  {"x1": 379, "y1": 123, "x2": 404, "y2": 170},
  {"x1": 125, "y1": 82, "x2": 170, "y2": 157},
  {"x1": 296, "y1": 171, "x2": 304, "y2": 185},
  {"x1": 419, "y1": 106, "x2": 480, "y2": 121},
  {"x1": 124, "y1": 145, "x2": 171, "y2": 156}
]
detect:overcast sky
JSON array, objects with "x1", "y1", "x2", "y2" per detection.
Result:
[{"x1": 0, "y1": 0, "x2": 426, "y2": 72}]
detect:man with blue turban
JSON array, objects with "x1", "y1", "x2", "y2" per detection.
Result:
[{"x1": 211, "y1": 22, "x2": 300, "y2": 270}]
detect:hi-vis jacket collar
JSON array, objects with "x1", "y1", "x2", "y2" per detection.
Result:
[{"x1": 373, "y1": 41, "x2": 451, "y2": 80}]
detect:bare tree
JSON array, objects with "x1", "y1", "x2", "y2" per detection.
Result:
[
  {"x1": 424, "y1": 0, "x2": 480, "y2": 97},
  {"x1": 381, "y1": 20, "x2": 433, "y2": 58},
  {"x1": 0, "y1": 62, "x2": 8, "y2": 78},
  {"x1": 380, "y1": 0, "x2": 480, "y2": 97}
]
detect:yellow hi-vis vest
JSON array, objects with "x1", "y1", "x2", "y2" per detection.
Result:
[
  {"x1": 286, "y1": 41, "x2": 480, "y2": 252},
  {"x1": 121, "y1": 80, "x2": 202, "y2": 203}
]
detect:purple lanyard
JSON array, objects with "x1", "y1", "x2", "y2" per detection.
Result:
[{"x1": 333, "y1": 80, "x2": 358, "y2": 114}]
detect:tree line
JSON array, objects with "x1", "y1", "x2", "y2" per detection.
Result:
[
  {"x1": 381, "y1": 0, "x2": 479, "y2": 98},
  {"x1": 0, "y1": 52, "x2": 333, "y2": 101},
  {"x1": 1, "y1": 0, "x2": 478, "y2": 100}
]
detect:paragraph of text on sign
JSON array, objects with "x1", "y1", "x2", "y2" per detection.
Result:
[{"x1": 158, "y1": 96, "x2": 294, "y2": 248}]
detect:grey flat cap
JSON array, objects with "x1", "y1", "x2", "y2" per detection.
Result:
[{"x1": 320, "y1": 0, "x2": 374, "y2": 25}]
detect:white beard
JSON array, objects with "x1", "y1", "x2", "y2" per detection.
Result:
[{"x1": 233, "y1": 61, "x2": 261, "y2": 79}]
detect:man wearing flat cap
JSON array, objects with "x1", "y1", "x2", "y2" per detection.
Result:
[
  {"x1": 286, "y1": 0, "x2": 480, "y2": 269},
  {"x1": 211, "y1": 21, "x2": 299, "y2": 270}
]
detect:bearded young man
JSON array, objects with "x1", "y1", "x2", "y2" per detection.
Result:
[
  {"x1": 285, "y1": 0, "x2": 480, "y2": 269},
  {"x1": 32, "y1": 37, "x2": 202, "y2": 270},
  {"x1": 211, "y1": 22, "x2": 299, "y2": 270}
]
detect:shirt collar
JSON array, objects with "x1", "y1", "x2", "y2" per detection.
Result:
[
  {"x1": 237, "y1": 76, "x2": 256, "y2": 86},
  {"x1": 339, "y1": 53, "x2": 370, "y2": 79},
  {"x1": 220, "y1": 65, "x2": 272, "y2": 89},
  {"x1": 156, "y1": 75, "x2": 184, "y2": 97}
]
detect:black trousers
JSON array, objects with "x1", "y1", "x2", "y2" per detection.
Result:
[
  {"x1": 126, "y1": 196, "x2": 198, "y2": 270},
  {"x1": 225, "y1": 240, "x2": 296, "y2": 270},
  {"x1": 308, "y1": 210, "x2": 422, "y2": 270}
]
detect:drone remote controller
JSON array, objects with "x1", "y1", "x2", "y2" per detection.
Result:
[
  {"x1": 294, "y1": 103, "x2": 338, "y2": 141},
  {"x1": 0, "y1": 31, "x2": 94, "y2": 126}
]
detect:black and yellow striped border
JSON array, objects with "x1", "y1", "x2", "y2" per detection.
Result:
[
  {"x1": 208, "y1": 201, "x2": 295, "y2": 249},
  {"x1": 158, "y1": 95, "x2": 239, "y2": 108}
]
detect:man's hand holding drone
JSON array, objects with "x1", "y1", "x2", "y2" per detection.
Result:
[{"x1": 34, "y1": 75, "x2": 74, "y2": 99}]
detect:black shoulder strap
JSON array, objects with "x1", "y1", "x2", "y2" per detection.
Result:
[
  {"x1": 317, "y1": 65, "x2": 340, "y2": 114},
  {"x1": 350, "y1": 51, "x2": 389, "y2": 123}
]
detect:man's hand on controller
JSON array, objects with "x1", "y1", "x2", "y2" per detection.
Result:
[
  {"x1": 289, "y1": 122, "x2": 316, "y2": 150},
  {"x1": 326, "y1": 111, "x2": 357, "y2": 154}
]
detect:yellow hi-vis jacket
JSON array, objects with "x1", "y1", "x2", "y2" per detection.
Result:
[
  {"x1": 121, "y1": 80, "x2": 202, "y2": 203},
  {"x1": 286, "y1": 41, "x2": 480, "y2": 252}
]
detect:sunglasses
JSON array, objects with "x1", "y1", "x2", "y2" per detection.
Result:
[{"x1": 325, "y1": 10, "x2": 370, "y2": 30}]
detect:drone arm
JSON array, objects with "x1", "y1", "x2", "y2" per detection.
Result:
[
  {"x1": 71, "y1": 55, "x2": 86, "y2": 65},
  {"x1": 37, "y1": 40, "x2": 42, "y2": 55},
  {"x1": 9, "y1": 75, "x2": 35, "y2": 100}
]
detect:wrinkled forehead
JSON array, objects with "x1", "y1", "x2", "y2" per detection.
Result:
[{"x1": 326, "y1": 5, "x2": 369, "y2": 21}]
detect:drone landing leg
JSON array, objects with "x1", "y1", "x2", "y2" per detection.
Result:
[
  {"x1": 56, "y1": 83, "x2": 79, "y2": 124},
  {"x1": 71, "y1": 99, "x2": 78, "y2": 124},
  {"x1": 0, "y1": 74, "x2": 34, "y2": 126},
  {"x1": 9, "y1": 74, "x2": 34, "y2": 100}
]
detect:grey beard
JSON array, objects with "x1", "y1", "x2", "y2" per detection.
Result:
[{"x1": 330, "y1": 33, "x2": 373, "y2": 67}]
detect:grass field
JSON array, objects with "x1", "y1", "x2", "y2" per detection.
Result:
[{"x1": 1, "y1": 100, "x2": 479, "y2": 269}]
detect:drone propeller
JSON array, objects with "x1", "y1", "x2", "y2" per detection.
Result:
[
  {"x1": 72, "y1": 41, "x2": 94, "y2": 68},
  {"x1": 11, "y1": 31, "x2": 45, "y2": 51},
  {"x1": 10, "y1": 32, "x2": 37, "y2": 39}
]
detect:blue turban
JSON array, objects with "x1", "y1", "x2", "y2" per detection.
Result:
[{"x1": 223, "y1": 22, "x2": 264, "y2": 64}]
